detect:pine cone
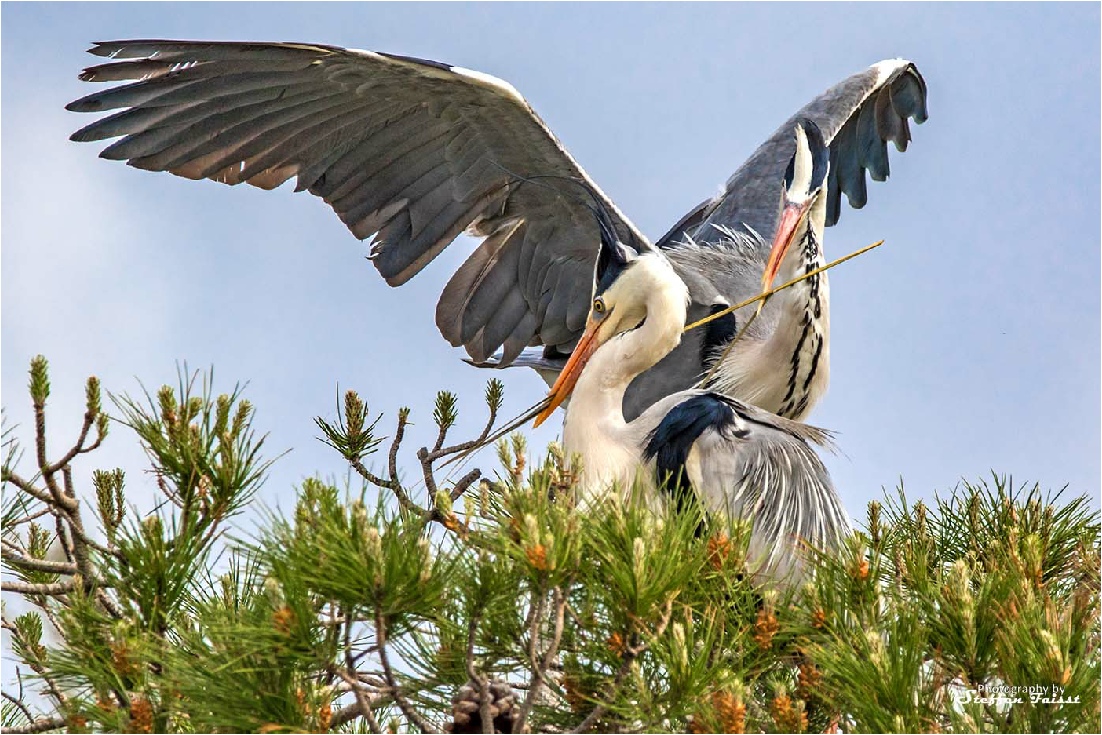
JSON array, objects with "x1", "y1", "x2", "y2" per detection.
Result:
[{"x1": 445, "y1": 679, "x2": 517, "y2": 734}]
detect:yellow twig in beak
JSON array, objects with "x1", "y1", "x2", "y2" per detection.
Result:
[
  {"x1": 689, "y1": 239, "x2": 885, "y2": 387},
  {"x1": 683, "y1": 239, "x2": 885, "y2": 333}
]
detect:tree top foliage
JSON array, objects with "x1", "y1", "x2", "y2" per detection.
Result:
[{"x1": 2, "y1": 357, "x2": 1099, "y2": 734}]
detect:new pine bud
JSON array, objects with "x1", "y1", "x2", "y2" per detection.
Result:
[
  {"x1": 364, "y1": 527, "x2": 382, "y2": 560},
  {"x1": 418, "y1": 537, "x2": 433, "y2": 584},
  {"x1": 632, "y1": 537, "x2": 646, "y2": 581},
  {"x1": 28, "y1": 355, "x2": 50, "y2": 406},
  {"x1": 671, "y1": 622, "x2": 689, "y2": 670},
  {"x1": 435, "y1": 490, "x2": 453, "y2": 516}
]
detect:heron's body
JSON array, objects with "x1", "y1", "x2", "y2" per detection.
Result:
[
  {"x1": 631, "y1": 212, "x2": 831, "y2": 420},
  {"x1": 68, "y1": 41, "x2": 927, "y2": 424},
  {"x1": 539, "y1": 229, "x2": 848, "y2": 583}
]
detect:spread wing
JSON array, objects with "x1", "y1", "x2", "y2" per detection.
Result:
[
  {"x1": 68, "y1": 40, "x2": 648, "y2": 363},
  {"x1": 657, "y1": 59, "x2": 928, "y2": 249}
]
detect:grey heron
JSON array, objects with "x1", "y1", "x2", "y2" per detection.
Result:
[
  {"x1": 531, "y1": 122, "x2": 848, "y2": 581},
  {"x1": 67, "y1": 41, "x2": 926, "y2": 422}
]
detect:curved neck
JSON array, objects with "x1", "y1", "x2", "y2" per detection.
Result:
[
  {"x1": 577, "y1": 288, "x2": 687, "y2": 421},
  {"x1": 562, "y1": 266, "x2": 687, "y2": 493}
]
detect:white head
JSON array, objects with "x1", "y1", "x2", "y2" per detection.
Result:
[
  {"x1": 761, "y1": 118, "x2": 831, "y2": 289},
  {"x1": 533, "y1": 210, "x2": 687, "y2": 427}
]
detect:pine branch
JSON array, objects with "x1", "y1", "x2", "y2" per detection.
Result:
[
  {"x1": 515, "y1": 587, "x2": 567, "y2": 733},
  {"x1": 0, "y1": 715, "x2": 67, "y2": 734},
  {"x1": 1, "y1": 580, "x2": 77, "y2": 596},
  {"x1": 2, "y1": 687, "x2": 34, "y2": 725},
  {"x1": 569, "y1": 599, "x2": 673, "y2": 733},
  {"x1": 375, "y1": 605, "x2": 437, "y2": 734},
  {"x1": 1, "y1": 545, "x2": 77, "y2": 575},
  {"x1": 463, "y1": 613, "x2": 493, "y2": 735}
]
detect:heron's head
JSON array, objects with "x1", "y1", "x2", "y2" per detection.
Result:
[
  {"x1": 761, "y1": 118, "x2": 830, "y2": 289},
  {"x1": 533, "y1": 203, "x2": 681, "y2": 427}
]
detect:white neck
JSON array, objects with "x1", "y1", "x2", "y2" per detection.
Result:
[{"x1": 562, "y1": 256, "x2": 688, "y2": 495}]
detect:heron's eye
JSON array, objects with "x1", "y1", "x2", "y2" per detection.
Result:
[{"x1": 592, "y1": 298, "x2": 606, "y2": 314}]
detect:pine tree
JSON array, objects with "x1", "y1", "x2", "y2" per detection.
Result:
[{"x1": 2, "y1": 357, "x2": 1099, "y2": 733}]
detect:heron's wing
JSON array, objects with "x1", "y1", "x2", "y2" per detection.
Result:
[
  {"x1": 68, "y1": 40, "x2": 647, "y2": 363},
  {"x1": 641, "y1": 392, "x2": 847, "y2": 578},
  {"x1": 656, "y1": 59, "x2": 928, "y2": 249}
]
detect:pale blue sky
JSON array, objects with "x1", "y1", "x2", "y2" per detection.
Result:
[{"x1": 2, "y1": 2, "x2": 1099, "y2": 529}]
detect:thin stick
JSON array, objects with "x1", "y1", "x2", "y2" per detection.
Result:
[
  {"x1": 697, "y1": 307, "x2": 762, "y2": 388},
  {"x1": 375, "y1": 606, "x2": 436, "y2": 733},
  {"x1": 439, "y1": 397, "x2": 551, "y2": 471},
  {"x1": 514, "y1": 587, "x2": 567, "y2": 733},
  {"x1": 682, "y1": 239, "x2": 885, "y2": 333},
  {"x1": 689, "y1": 239, "x2": 884, "y2": 389},
  {"x1": 451, "y1": 241, "x2": 885, "y2": 463},
  {"x1": 1, "y1": 715, "x2": 68, "y2": 734},
  {"x1": 2, "y1": 580, "x2": 77, "y2": 596}
]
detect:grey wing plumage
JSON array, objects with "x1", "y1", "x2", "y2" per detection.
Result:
[
  {"x1": 657, "y1": 59, "x2": 928, "y2": 250},
  {"x1": 683, "y1": 396, "x2": 849, "y2": 582},
  {"x1": 68, "y1": 40, "x2": 648, "y2": 363}
]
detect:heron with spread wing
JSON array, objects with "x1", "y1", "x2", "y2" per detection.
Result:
[
  {"x1": 67, "y1": 41, "x2": 927, "y2": 423},
  {"x1": 529, "y1": 121, "x2": 848, "y2": 582}
]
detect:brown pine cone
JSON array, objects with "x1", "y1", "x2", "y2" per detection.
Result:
[{"x1": 445, "y1": 679, "x2": 517, "y2": 734}]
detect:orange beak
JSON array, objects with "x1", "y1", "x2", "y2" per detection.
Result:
[
  {"x1": 761, "y1": 198, "x2": 813, "y2": 291},
  {"x1": 532, "y1": 314, "x2": 606, "y2": 428}
]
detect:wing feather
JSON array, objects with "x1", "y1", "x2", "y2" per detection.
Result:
[
  {"x1": 69, "y1": 39, "x2": 648, "y2": 361},
  {"x1": 656, "y1": 60, "x2": 928, "y2": 250}
]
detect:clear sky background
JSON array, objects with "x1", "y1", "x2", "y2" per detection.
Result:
[{"x1": 2, "y1": 2, "x2": 1099, "y2": 535}]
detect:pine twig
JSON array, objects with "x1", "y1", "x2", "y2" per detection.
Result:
[
  {"x1": 515, "y1": 587, "x2": 568, "y2": 733},
  {"x1": 332, "y1": 668, "x2": 385, "y2": 734},
  {"x1": 1, "y1": 579, "x2": 76, "y2": 596},
  {"x1": 96, "y1": 589, "x2": 125, "y2": 620},
  {"x1": 440, "y1": 398, "x2": 550, "y2": 471},
  {"x1": 0, "y1": 472, "x2": 55, "y2": 509},
  {"x1": 2, "y1": 688, "x2": 34, "y2": 726},
  {"x1": 450, "y1": 469, "x2": 483, "y2": 503},
  {"x1": 430, "y1": 394, "x2": 500, "y2": 463},
  {"x1": 375, "y1": 606, "x2": 437, "y2": 733},
  {"x1": 464, "y1": 613, "x2": 493, "y2": 735},
  {"x1": 350, "y1": 456, "x2": 424, "y2": 516},
  {"x1": 388, "y1": 409, "x2": 409, "y2": 488},
  {"x1": 568, "y1": 599, "x2": 673, "y2": 734},
  {"x1": 0, "y1": 715, "x2": 67, "y2": 734},
  {"x1": 1, "y1": 616, "x2": 67, "y2": 709},
  {"x1": 2, "y1": 506, "x2": 53, "y2": 528},
  {"x1": 44, "y1": 406, "x2": 98, "y2": 475},
  {"x1": 1, "y1": 545, "x2": 77, "y2": 575}
]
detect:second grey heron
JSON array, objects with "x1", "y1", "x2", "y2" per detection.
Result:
[
  {"x1": 67, "y1": 41, "x2": 927, "y2": 423},
  {"x1": 531, "y1": 127, "x2": 848, "y2": 581}
]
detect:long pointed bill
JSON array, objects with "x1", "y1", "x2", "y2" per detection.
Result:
[
  {"x1": 532, "y1": 316, "x2": 605, "y2": 428},
  {"x1": 762, "y1": 197, "x2": 813, "y2": 291}
]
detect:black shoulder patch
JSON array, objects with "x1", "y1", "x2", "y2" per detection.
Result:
[
  {"x1": 643, "y1": 394, "x2": 745, "y2": 524},
  {"x1": 594, "y1": 248, "x2": 630, "y2": 298},
  {"x1": 701, "y1": 304, "x2": 737, "y2": 368}
]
